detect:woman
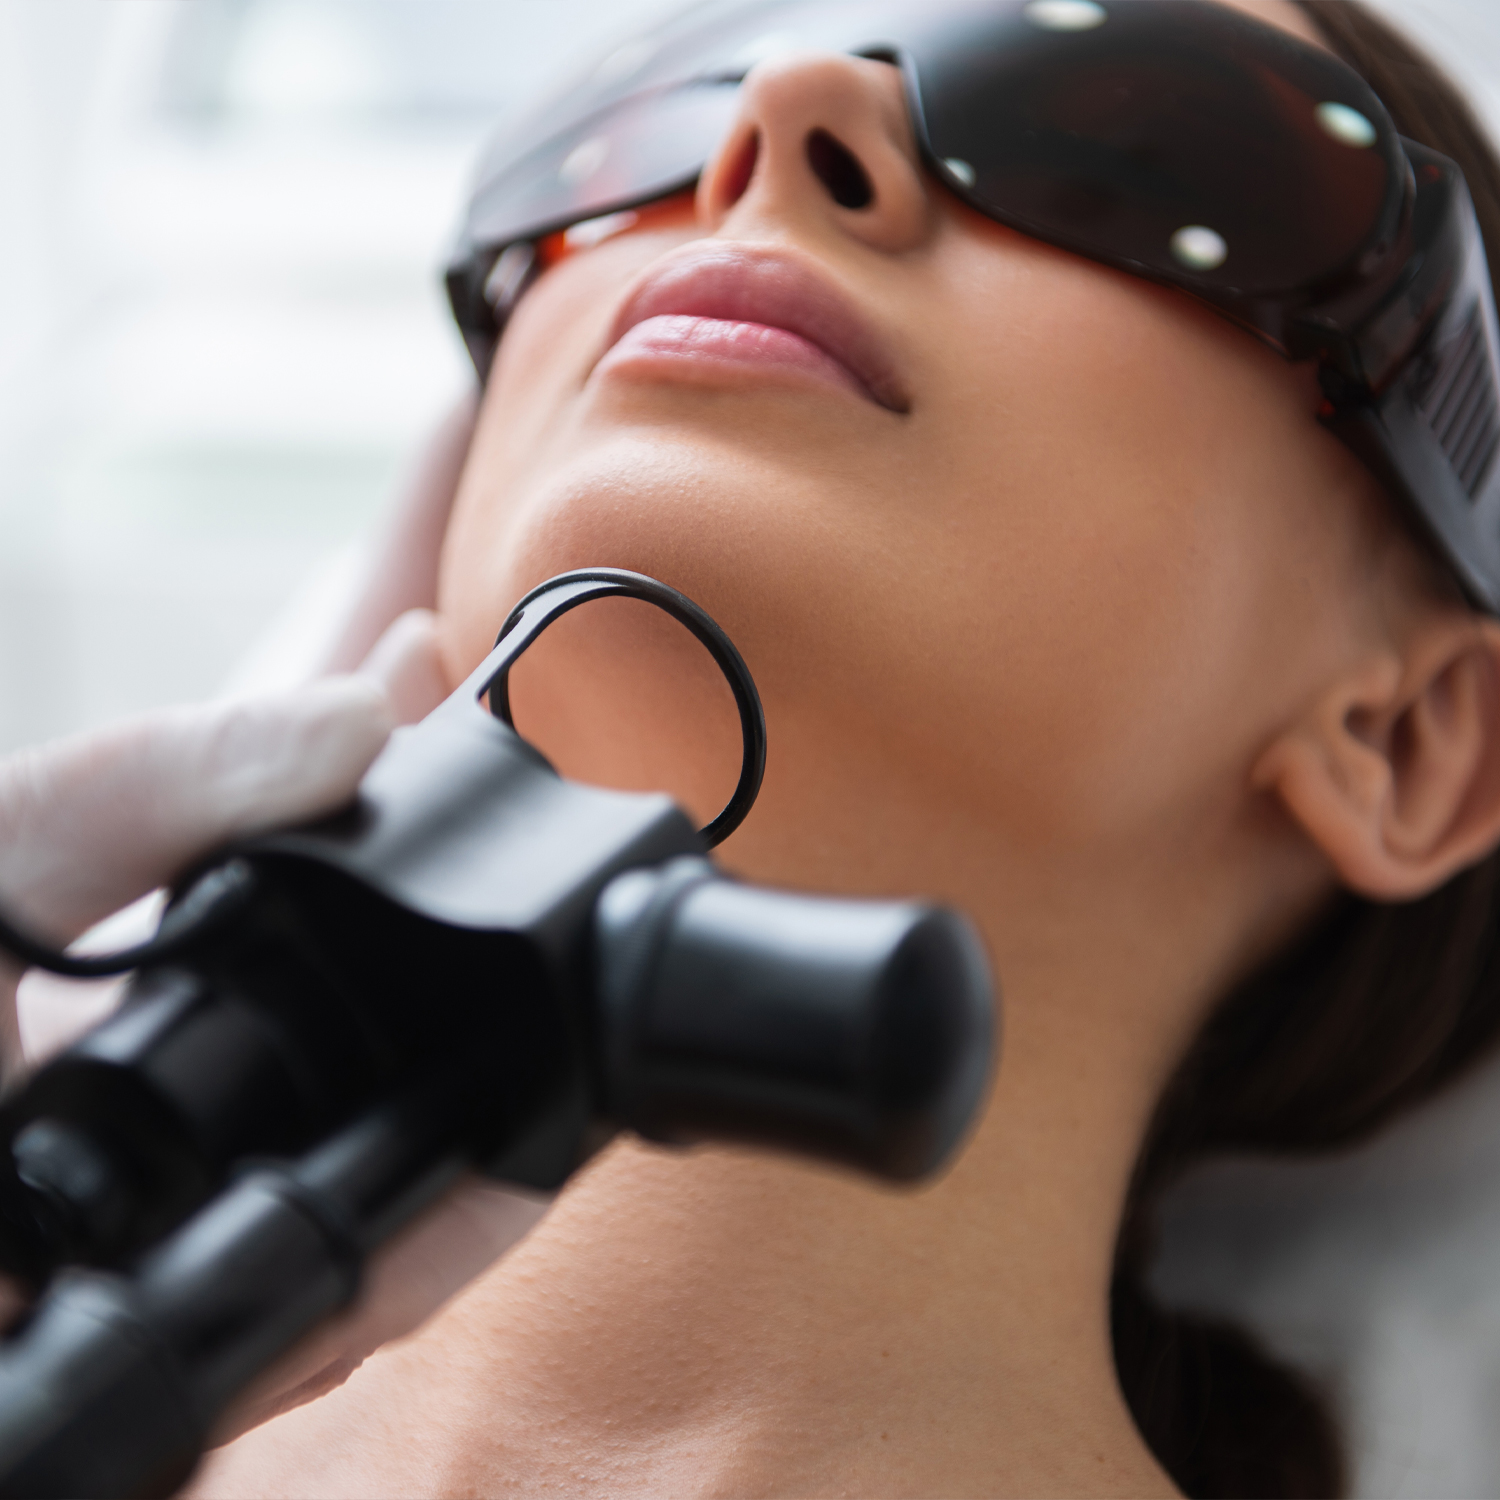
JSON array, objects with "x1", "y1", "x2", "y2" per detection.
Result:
[{"x1": 190, "y1": 0, "x2": 1500, "y2": 1494}]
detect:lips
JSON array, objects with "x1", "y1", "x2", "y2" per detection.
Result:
[{"x1": 598, "y1": 245, "x2": 910, "y2": 413}]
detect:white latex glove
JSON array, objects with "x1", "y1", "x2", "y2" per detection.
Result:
[
  {"x1": 0, "y1": 674, "x2": 395, "y2": 1067},
  {"x1": 2, "y1": 612, "x2": 549, "y2": 1442}
]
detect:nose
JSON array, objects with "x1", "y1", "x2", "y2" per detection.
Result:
[{"x1": 697, "y1": 52, "x2": 932, "y2": 254}]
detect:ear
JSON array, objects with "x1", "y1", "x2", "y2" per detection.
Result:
[{"x1": 1253, "y1": 616, "x2": 1500, "y2": 900}]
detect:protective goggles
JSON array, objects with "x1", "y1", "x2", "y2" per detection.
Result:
[{"x1": 447, "y1": 0, "x2": 1500, "y2": 613}]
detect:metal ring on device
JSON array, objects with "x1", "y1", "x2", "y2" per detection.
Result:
[{"x1": 477, "y1": 569, "x2": 766, "y2": 848}]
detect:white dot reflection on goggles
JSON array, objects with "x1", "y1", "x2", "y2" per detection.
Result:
[
  {"x1": 1170, "y1": 225, "x2": 1228, "y2": 270},
  {"x1": 560, "y1": 136, "x2": 610, "y2": 187},
  {"x1": 943, "y1": 158, "x2": 977, "y2": 187},
  {"x1": 1314, "y1": 101, "x2": 1377, "y2": 148},
  {"x1": 1023, "y1": 0, "x2": 1107, "y2": 30}
]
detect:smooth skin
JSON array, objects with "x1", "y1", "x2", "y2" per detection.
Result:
[{"x1": 193, "y1": 2, "x2": 1500, "y2": 1494}]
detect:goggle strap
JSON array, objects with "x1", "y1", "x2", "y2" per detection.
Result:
[{"x1": 1321, "y1": 296, "x2": 1500, "y2": 613}]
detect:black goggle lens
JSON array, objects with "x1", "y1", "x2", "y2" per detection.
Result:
[
  {"x1": 908, "y1": 0, "x2": 1398, "y2": 296},
  {"x1": 463, "y1": 0, "x2": 1402, "y2": 305}
]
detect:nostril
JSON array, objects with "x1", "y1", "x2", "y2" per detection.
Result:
[{"x1": 805, "y1": 129, "x2": 874, "y2": 210}]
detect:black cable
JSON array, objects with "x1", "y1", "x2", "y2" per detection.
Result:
[{"x1": 0, "y1": 859, "x2": 256, "y2": 980}]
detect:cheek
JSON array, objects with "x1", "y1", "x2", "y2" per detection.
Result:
[{"x1": 896, "y1": 233, "x2": 1365, "y2": 845}]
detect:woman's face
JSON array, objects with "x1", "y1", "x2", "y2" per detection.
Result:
[{"x1": 436, "y1": 0, "x2": 1393, "y2": 918}]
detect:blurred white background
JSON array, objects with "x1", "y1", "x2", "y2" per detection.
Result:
[
  {"x1": 0, "y1": 0, "x2": 1497, "y2": 755},
  {"x1": 0, "y1": 0, "x2": 679, "y2": 751}
]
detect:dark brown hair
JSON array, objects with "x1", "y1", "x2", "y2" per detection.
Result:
[{"x1": 1111, "y1": 6, "x2": 1500, "y2": 1496}]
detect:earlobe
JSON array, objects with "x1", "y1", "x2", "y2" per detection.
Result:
[{"x1": 1253, "y1": 620, "x2": 1500, "y2": 900}]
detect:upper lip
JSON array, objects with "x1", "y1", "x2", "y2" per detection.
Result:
[{"x1": 601, "y1": 243, "x2": 910, "y2": 413}]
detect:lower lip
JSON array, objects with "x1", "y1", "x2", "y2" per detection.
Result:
[{"x1": 595, "y1": 314, "x2": 869, "y2": 402}]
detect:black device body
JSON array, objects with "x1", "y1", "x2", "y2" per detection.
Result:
[{"x1": 0, "y1": 571, "x2": 996, "y2": 1499}]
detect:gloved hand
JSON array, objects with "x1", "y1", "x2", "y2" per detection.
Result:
[
  {"x1": 0, "y1": 610, "x2": 549, "y2": 1441},
  {"x1": 0, "y1": 672, "x2": 395, "y2": 1067}
]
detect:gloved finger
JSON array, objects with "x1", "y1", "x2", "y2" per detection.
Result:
[
  {"x1": 0, "y1": 677, "x2": 393, "y2": 947},
  {"x1": 16, "y1": 893, "x2": 161, "y2": 1066},
  {"x1": 13, "y1": 674, "x2": 401, "y2": 1072},
  {"x1": 357, "y1": 609, "x2": 452, "y2": 726}
]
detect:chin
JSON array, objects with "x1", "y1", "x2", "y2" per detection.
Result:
[
  {"x1": 437, "y1": 434, "x2": 796, "y2": 824},
  {"x1": 445, "y1": 430, "x2": 826, "y2": 673}
]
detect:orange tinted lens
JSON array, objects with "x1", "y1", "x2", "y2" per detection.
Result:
[{"x1": 538, "y1": 189, "x2": 700, "y2": 268}]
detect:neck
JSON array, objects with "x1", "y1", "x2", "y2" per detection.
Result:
[{"x1": 382, "y1": 845, "x2": 1202, "y2": 1496}]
